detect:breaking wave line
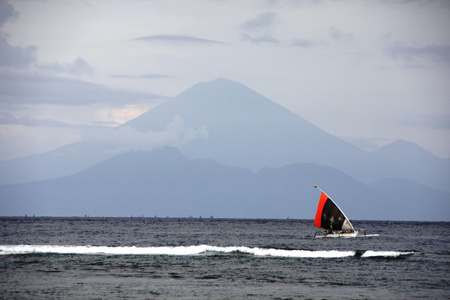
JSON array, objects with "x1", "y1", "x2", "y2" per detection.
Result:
[{"x1": 0, "y1": 245, "x2": 414, "y2": 258}]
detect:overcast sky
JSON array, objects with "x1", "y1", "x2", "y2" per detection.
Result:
[{"x1": 0, "y1": 0, "x2": 449, "y2": 160}]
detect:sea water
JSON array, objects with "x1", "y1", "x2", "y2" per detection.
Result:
[{"x1": 0, "y1": 217, "x2": 448, "y2": 299}]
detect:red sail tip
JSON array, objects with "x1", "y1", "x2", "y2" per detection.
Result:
[{"x1": 314, "y1": 192, "x2": 328, "y2": 228}]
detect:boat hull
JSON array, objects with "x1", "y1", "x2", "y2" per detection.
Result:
[{"x1": 314, "y1": 230, "x2": 359, "y2": 238}]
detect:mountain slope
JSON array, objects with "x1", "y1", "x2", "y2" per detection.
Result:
[
  {"x1": 0, "y1": 142, "x2": 115, "y2": 186},
  {"x1": 0, "y1": 148, "x2": 256, "y2": 217},
  {"x1": 371, "y1": 139, "x2": 450, "y2": 192},
  {"x1": 369, "y1": 178, "x2": 450, "y2": 221}
]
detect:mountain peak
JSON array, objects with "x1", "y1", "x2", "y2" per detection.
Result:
[
  {"x1": 208, "y1": 77, "x2": 235, "y2": 84},
  {"x1": 180, "y1": 77, "x2": 260, "y2": 104},
  {"x1": 124, "y1": 78, "x2": 391, "y2": 181},
  {"x1": 374, "y1": 139, "x2": 439, "y2": 160},
  {"x1": 202, "y1": 77, "x2": 242, "y2": 86},
  {"x1": 190, "y1": 77, "x2": 241, "y2": 90},
  {"x1": 125, "y1": 77, "x2": 292, "y2": 132},
  {"x1": 371, "y1": 138, "x2": 449, "y2": 192}
]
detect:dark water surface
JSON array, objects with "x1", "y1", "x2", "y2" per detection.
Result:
[{"x1": 0, "y1": 217, "x2": 449, "y2": 299}]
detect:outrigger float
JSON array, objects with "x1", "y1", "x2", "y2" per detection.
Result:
[{"x1": 313, "y1": 184, "x2": 378, "y2": 238}]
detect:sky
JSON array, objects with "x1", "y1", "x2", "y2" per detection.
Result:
[{"x1": 0, "y1": 0, "x2": 449, "y2": 161}]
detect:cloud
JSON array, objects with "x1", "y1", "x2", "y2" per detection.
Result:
[
  {"x1": 290, "y1": 38, "x2": 327, "y2": 48},
  {"x1": 110, "y1": 74, "x2": 175, "y2": 79},
  {"x1": 0, "y1": 71, "x2": 165, "y2": 107},
  {"x1": 38, "y1": 57, "x2": 94, "y2": 76},
  {"x1": 0, "y1": 36, "x2": 37, "y2": 69},
  {"x1": 0, "y1": 111, "x2": 15, "y2": 123},
  {"x1": 0, "y1": 2, "x2": 92, "y2": 75},
  {"x1": 0, "y1": 111, "x2": 89, "y2": 128},
  {"x1": 133, "y1": 34, "x2": 225, "y2": 45},
  {"x1": 397, "y1": 114, "x2": 450, "y2": 130},
  {"x1": 240, "y1": 12, "x2": 279, "y2": 32},
  {"x1": 343, "y1": 136, "x2": 391, "y2": 153},
  {"x1": 0, "y1": 0, "x2": 19, "y2": 28},
  {"x1": 387, "y1": 44, "x2": 450, "y2": 63},
  {"x1": 0, "y1": 3, "x2": 91, "y2": 75},
  {"x1": 241, "y1": 33, "x2": 280, "y2": 44},
  {"x1": 240, "y1": 12, "x2": 281, "y2": 45},
  {"x1": 329, "y1": 26, "x2": 353, "y2": 43},
  {"x1": 0, "y1": 1, "x2": 35, "y2": 69},
  {"x1": 81, "y1": 115, "x2": 208, "y2": 154}
]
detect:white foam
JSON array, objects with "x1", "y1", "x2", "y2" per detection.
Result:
[
  {"x1": 361, "y1": 250, "x2": 415, "y2": 258},
  {"x1": 0, "y1": 245, "x2": 414, "y2": 258},
  {"x1": 205, "y1": 246, "x2": 356, "y2": 258}
]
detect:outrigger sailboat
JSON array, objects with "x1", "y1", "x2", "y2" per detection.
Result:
[{"x1": 313, "y1": 184, "x2": 376, "y2": 238}]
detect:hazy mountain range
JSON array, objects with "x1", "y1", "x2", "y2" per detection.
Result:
[{"x1": 1, "y1": 78, "x2": 449, "y2": 221}]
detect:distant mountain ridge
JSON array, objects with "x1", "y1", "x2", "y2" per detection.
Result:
[
  {"x1": 371, "y1": 139, "x2": 450, "y2": 192},
  {"x1": 1, "y1": 147, "x2": 448, "y2": 221},
  {"x1": 0, "y1": 142, "x2": 116, "y2": 186},
  {"x1": 1, "y1": 78, "x2": 445, "y2": 189}
]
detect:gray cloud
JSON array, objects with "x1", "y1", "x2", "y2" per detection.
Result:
[
  {"x1": 240, "y1": 11, "x2": 279, "y2": 32},
  {"x1": 397, "y1": 114, "x2": 450, "y2": 130},
  {"x1": 343, "y1": 136, "x2": 391, "y2": 153},
  {"x1": 133, "y1": 34, "x2": 225, "y2": 44},
  {"x1": 0, "y1": 1, "x2": 34, "y2": 69},
  {"x1": 110, "y1": 74, "x2": 175, "y2": 79},
  {"x1": 329, "y1": 26, "x2": 353, "y2": 43},
  {"x1": 38, "y1": 57, "x2": 94, "y2": 76},
  {"x1": 0, "y1": 71, "x2": 165, "y2": 107},
  {"x1": 0, "y1": 36, "x2": 36, "y2": 69},
  {"x1": 290, "y1": 38, "x2": 327, "y2": 48},
  {"x1": 240, "y1": 12, "x2": 281, "y2": 45},
  {"x1": 0, "y1": 2, "x2": 93, "y2": 75},
  {"x1": 0, "y1": 0, "x2": 18, "y2": 28},
  {"x1": 290, "y1": 39, "x2": 315, "y2": 48},
  {"x1": 241, "y1": 33, "x2": 280, "y2": 44},
  {"x1": 0, "y1": 111, "x2": 84, "y2": 128},
  {"x1": 0, "y1": 111, "x2": 16, "y2": 124},
  {"x1": 387, "y1": 44, "x2": 450, "y2": 63}
]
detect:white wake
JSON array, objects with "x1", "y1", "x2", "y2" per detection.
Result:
[{"x1": 0, "y1": 245, "x2": 414, "y2": 258}]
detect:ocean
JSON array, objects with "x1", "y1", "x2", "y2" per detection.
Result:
[{"x1": 0, "y1": 217, "x2": 448, "y2": 299}]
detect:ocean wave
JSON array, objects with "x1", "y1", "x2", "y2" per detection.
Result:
[
  {"x1": 0, "y1": 245, "x2": 414, "y2": 258},
  {"x1": 361, "y1": 250, "x2": 415, "y2": 258}
]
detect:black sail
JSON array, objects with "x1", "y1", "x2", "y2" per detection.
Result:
[{"x1": 314, "y1": 191, "x2": 354, "y2": 232}]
